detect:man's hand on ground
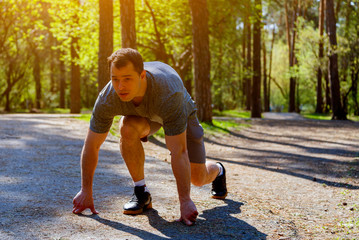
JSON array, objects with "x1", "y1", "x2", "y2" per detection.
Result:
[
  {"x1": 72, "y1": 190, "x2": 99, "y2": 214},
  {"x1": 177, "y1": 199, "x2": 198, "y2": 226}
]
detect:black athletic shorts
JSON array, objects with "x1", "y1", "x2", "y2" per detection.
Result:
[{"x1": 141, "y1": 115, "x2": 206, "y2": 164}]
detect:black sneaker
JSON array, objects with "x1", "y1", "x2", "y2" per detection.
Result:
[
  {"x1": 123, "y1": 186, "x2": 152, "y2": 215},
  {"x1": 211, "y1": 162, "x2": 227, "y2": 199}
]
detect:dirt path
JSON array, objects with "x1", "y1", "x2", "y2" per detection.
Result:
[{"x1": 0, "y1": 114, "x2": 358, "y2": 240}]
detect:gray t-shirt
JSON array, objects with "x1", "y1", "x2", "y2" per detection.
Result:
[{"x1": 89, "y1": 61, "x2": 197, "y2": 136}]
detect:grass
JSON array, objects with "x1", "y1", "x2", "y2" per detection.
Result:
[
  {"x1": 213, "y1": 109, "x2": 251, "y2": 118},
  {"x1": 201, "y1": 119, "x2": 251, "y2": 136},
  {"x1": 301, "y1": 112, "x2": 359, "y2": 121},
  {"x1": 301, "y1": 113, "x2": 332, "y2": 120},
  {"x1": 349, "y1": 115, "x2": 359, "y2": 122},
  {"x1": 73, "y1": 113, "x2": 91, "y2": 122},
  {"x1": 73, "y1": 113, "x2": 250, "y2": 138},
  {"x1": 73, "y1": 113, "x2": 121, "y2": 137}
]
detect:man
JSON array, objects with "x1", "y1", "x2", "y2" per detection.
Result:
[{"x1": 72, "y1": 48, "x2": 227, "y2": 226}]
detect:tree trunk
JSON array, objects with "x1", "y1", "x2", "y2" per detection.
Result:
[
  {"x1": 315, "y1": 0, "x2": 325, "y2": 113},
  {"x1": 144, "y1": 0, "x2": 169, "y2": 63},
  {"x1": 285, "y1": 0, "x2": 298, "y2": 112},
  {"x1": 50, "y1": 36, "x2": 57, "y2": 93},
  {"x1": 188, "y1": 0, "x2": 212, "y2": 123},
  {"x1": 352, "y1": 66, "x2": 359, "y2": 115},
  {"x1": 4, "y1": 70, "x2": 11, "y2": 112},
  {"x1": 70, "y1": 37, "x2": 81, "y2": 113},
  {"x1": 245, "y1": 3, "x2": 252, "y2": 111},
  {"x1": 326, "y1": 0, "x2": 346, "y2": 120},
  {"x1": 5, "y1": 90, "x2": 10, "y2": 112},
  {"x1": 262, "y1": 36, "x2": 269, "y2": 112},
  {"x1": 59, "y1": 57, "x2": 66, "y2": 108},
  {"x1": 120, "y1": 0, "x2": 136, "y2": 49},
  {"x1": 174, "y1": 48, "x2": 192, "y2": 96},
  {"x1": 241, "y1": 20, "x2": 247, "y2": 108},
  {"x1": 33, "y1": 52, "x2": 42, "y2": 109},
  {"x1": 251, "y1": 0, "x2": 262, "y2": 118},
  {"x1": 70, "y1": 1, "x2": 81, "y2": 114},
  {"x1": 324, "y1": 69, "x2": 331, "y2": 113},
  {"x1": 268, "y1": 28, "x2": 276, "y2": 112},
  {"x1": 98, "y1": 0, "x2": 113, "y2": 93},
  {"x1": 352, "y1": 24, "x2": 359, "y2": 115},
  {"x1": 2, "y1": 59, "x2": 26, "y2": 112}
]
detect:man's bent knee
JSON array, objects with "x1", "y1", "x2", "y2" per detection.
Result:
[{"x1": 120, "y1": 116, "x2": 150, "y2": 140}]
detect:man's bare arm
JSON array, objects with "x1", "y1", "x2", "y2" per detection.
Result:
[
  {"x1": 165, "y1": 130, "x2": 198, "y2": 225},
  {"x1": 73, "y1": 129, "x2": 108, "y2": 214}
]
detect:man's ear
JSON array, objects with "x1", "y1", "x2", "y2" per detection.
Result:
[{"x1": 140, "y1": 70, "x2": 146, "y2": 80}]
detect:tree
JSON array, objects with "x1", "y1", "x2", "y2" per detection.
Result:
[
  {"x1": 70, "y1": 0, "x2": 81, "y2": 114},
  {"x1": 207, "y1": 0, "x2": 242, "y2": 111},
  {"x1": 325, "y1": 0, "x2": 346, "y2": 120},
  {"x1": 262, "y1": 36, "x2": 269, "y2": 112},
  {"x1": 98, "y1": 0, "x2": 113, "y2": 93},
  {"x1": 267, "y1": 28, "x2": 276, "y2": 112},
  {"x1": 142, "y1": 0, "x2": 169, "y2": 62},
  {"x1": 120, "y1": 0, "x2": 136, "y2": 49},
  {"x1": 251, "y1": 0, "x2": 262, "y2": 118},
  {"x1": 33, "y1": 50, "x2": 42, "y2": 109},
  {"x1": 136, "y1": 0, "x2": 193, "y2": 95},
  {"x1": 188, "y1": 0, "x2": 212, "y2": 122},
  {"x1": 2, "y1": 51, "x2": 28, "y2": 112},
  {"x1": 59, "y1": 56, "x2": 66, "y2": 108},
  {"x1": 284, "y1": 0, "x2": 299, "y2": 112},
  {"x1": 347, "y1": 3, "x2": 359, "y2": 116},
  {"x1": 244, "y1": 1, "x2": 252, "y2": 111},
  {"x1": 315, "y1": 0, "x2": 325, "y2": 113},
  {"x1": 0, "y1": 0, "x2": 35, "y2": 111},
  {"x1": 338, "y1": 0, "x2": 359, "y2": 116}
]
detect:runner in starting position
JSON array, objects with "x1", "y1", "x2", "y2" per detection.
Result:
[{"x1": 72, "y1": 48, "x2": 227, "y2": 226}]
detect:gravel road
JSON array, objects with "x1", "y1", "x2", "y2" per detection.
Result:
[{"x1": 0, "y1": 114, "x2": 358, "y2": 240}]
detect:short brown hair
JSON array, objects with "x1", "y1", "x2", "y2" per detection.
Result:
[{"x1": 107, "y1": 48, "x2": 144, "y2": 75}]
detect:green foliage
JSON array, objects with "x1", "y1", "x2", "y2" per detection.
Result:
[
  {"x1": 49, "y1": 0, "x2": 99, "y2": 108},
  {"x1": 270, "y1": 40, "x2": 289, "y2": 110},
  {"x1": 135, "y1": 0, "x2": 192, "y2": 64},
  {"x1": 295, "y1": 17, "x2": 322, "y2": 112},
  {"x1": 1, "y1": 0, "x2": 358, "y2": 117},
  {"x1": 0, "y1": 0, "x2": 43, "y2": 110},
  {"x1": 208, "y1": 0, "x2": 243, "y2": 111}
]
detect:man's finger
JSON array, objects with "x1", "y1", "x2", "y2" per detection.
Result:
[
  {"x1": 188, "y1": 215, "x2": 197, "y2": 222},
  {"x1": 73, "y1": 206, "x2": 85, "y2": 214},
  {"x1": 90, "y1": 206, "x2": 99, "y2": 214},
  {"x1": 189, "y1": 211, "x2": 198, "y2": 221},
  {"x1": 183, "y1": 218, "x2": 195, "y2": 226}
]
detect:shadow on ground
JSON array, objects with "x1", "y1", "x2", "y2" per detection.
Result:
[
  {"x1": 149, "y1": 118, "x2": 359, "y2": 190},
  {"x1": 84, "y1": 199, "x2": 266, "y2": 240}
]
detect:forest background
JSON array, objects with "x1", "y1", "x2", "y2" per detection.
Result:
[{"x1": 1, "y1": 0, "x2": 358, "y2": 122}]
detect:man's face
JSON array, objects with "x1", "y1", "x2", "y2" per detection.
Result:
[{"x1": 111, "y1": 62, "x2": 144, "y2": 102}]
